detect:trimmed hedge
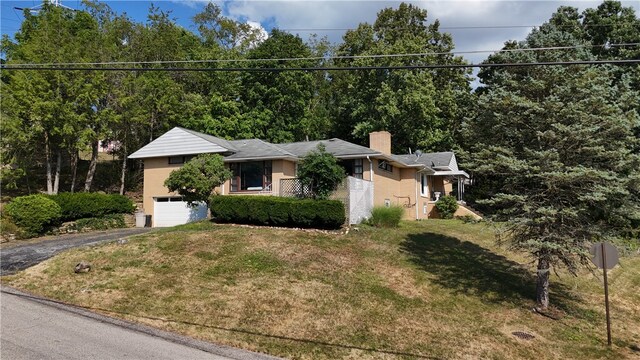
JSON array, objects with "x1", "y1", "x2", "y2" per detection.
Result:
[
  {"x1": 209, "y1": 195, "x2": 345, "y2": 229},
  {"x1": 48, "y1": 192, "x2": 135, "y2": 221},
  {"x1": 4, "y1": 195, "x2": 62, "y2": 237}
]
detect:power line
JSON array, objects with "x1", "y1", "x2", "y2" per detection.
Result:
[
  {"x1": 281, "y1": 23, "x2": 640, "y2": 32},
  {"x1": 2, "y1": 59, "x2": 638, "y2": 72},
  {"x1": 4, "y1": 43, "x2": 639, "y2": 67}
]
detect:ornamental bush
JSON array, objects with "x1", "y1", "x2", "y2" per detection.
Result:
[
  {"x1": 435, "y1": 195, "x2": 459, "y2": 219},
  {"x1": 368, "y1": 206, "x2": 404, "y2": 228},
  {"x1": 209, "y1": 195, "x2": 345, "y2": 229},
  {"x1": 4, "y1": 195, "x2": 62, "y2": 237},
  {"x1": 49, "y1": 193, "x2": 135, "y2": 221}
]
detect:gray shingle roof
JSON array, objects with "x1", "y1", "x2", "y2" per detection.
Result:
[
  {"x1": 391, "y1": 152, "x2": 454, "y2": 168},
  {"x1": 129, "y1": 127, "x2": 232, "y2": 159},
  {"x1": 277, "y1": 139, "x2": 380, "y2": 158},
  {"x1": 224, "y1": 139, "x2": 296, "y2": 161}
]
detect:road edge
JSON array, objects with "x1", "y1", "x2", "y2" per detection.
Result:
[{"x1": 0, "y1": 286, "x2": 281, "y2": 360}]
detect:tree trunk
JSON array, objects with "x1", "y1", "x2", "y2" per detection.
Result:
[
  {"x1": 536, "y1": 257, "x2": 550, "y2": 310},
  {"x1": 45, "y1": 132, "x2": 53, "y2": 195},
  {"x1": 70, "y1": 150, "x2": 78, "y2": 193},
  {"x1": 84, "y1": 140, "x2": 99, "y2": 192},
  {"x1": 53, "y1": 149, "x2": 61, "y2": 195},
  {"x1": 119, "y1": 143, "x2": 127, "y2": 196}
]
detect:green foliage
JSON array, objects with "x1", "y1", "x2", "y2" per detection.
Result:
[
  {"x1": 4, "y1": 195, "x2": 62, "y2": 237},
  {"x1": 209, "y1": 196, "x2": 345, "y2": 229},
  {"x1": 462, "y1": 2, "x2": 640, "y2": 306},
  {"x1": 72, "y1": 214, "x2": 126, "y2": 231},
  {"x1": 297, "y1": 144, "x2": 346, "y2": 200},
  {"x1": 164, "y1": 154, "x2": 232, "y2": 206},
  {"x1": 368, "y1": 206, "x2": 404, "y2": 228},
  {"x1": 330, "y1": 3, "x2": 471, "y2": 152},
  {"x1": 435, "y1": 196, "x2": 459, "y2": 219},
  {"x1": 49, "y1": 193, "x2": 135, "y2": 221}
]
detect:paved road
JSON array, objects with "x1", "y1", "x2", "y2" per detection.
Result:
[
  {"x1": 0, "y1": 228, "x2": 152, "y2": 275},
  {"x1": 0, "y1": 288, "x2": 272, "y2": 360}
]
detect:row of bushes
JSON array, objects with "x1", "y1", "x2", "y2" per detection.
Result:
[
  {"x1": 48, "y1": 192, "x2": 135, "y2": 221},
  {"x1": 209, "y1": 195, "x2": 345, "y2": 229},
  {"x1": 3, "y1": 193, "x2": 134, "y2": 237}
]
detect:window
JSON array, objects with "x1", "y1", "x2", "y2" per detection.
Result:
[
  {"x1": 378, "y1": 160, "x2": 393, "y2": 172},
  {"x1": 168, "y1": 155, "x2": 194, "y2": 164},
  {"x1": 353, "y1": 159, "x2": 363, "y2": 179},
  {"x1": 420, "y1": 174, "x2": 428, "y2": 197},
  {"x1": 229, "y1": 161, "x2": 272, "y2": 192}
]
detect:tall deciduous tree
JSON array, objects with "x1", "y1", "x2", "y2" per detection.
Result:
[
  {"x1": 330, "y1": 3, "x2": 471, "y2": 153},
  {"x1": 463, "y1": 8, "x2": 640, "y2": 310}
]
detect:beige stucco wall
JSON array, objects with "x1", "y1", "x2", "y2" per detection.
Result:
[
  {"x1": 142, "y1": 157, "x2": 184, "y2": 225},
  {"x1": 362, "y1": 162, "x2": 429, "y2": 220}
]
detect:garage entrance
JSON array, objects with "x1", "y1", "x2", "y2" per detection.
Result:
[{"x1": 153, "y1": 197, "x2": 208, "y2": 227}]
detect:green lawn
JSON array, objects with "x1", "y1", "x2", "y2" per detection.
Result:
[{"x1": 3, "y1": 220, "x2": 639, "y2": 359}]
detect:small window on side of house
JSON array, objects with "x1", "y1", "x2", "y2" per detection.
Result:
[
  {"x1": 378, "y1": 160, "x2": 393, "y2": 172},
  {"x1": 353, "y1": 159, "x2": 363, "y2": 179},
  {"x1": 420, "y1": 174, "x2": 428, "y2": 197},
  {"x1": 168, "y1": 156, "x2": 184, "y2": 164}
]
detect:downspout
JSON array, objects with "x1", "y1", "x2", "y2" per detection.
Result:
[
  {"x1": 415, "y1": 171, "x2": 419, "y2": 220},
  {"x1": 366, "y1": 156, "x2": 373, "y2": 181}
]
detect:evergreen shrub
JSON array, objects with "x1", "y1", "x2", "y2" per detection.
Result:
[
  {"x1": 49, "y1": 193, "x2": 135, "y2": 221},
  {"x1": 209, "y1": 195, "x2": 345, "y2": 229},
  {"x1": 4, "y1": 195, "x2": 62, "y2": 237},
  {"x1": 435, "y1": 195, "x2": 459, "y2": 219},
  {"x1": 368, "y1": 206, "x2": 404, "y2": 228}
]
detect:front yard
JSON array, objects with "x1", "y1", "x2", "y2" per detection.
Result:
[{"x1": 2, "y1": 220, "x2": 639, "y2": 359}]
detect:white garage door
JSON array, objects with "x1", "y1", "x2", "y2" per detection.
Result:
[{"x1": 153, "y1": 197, "x2": 208, "y2": 227}]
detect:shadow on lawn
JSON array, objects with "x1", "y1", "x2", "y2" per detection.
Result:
[{"x1": 401, "y1": 232, "x2": 579, "y2": 310}]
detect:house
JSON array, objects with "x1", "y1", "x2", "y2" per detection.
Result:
[{"x1": 129, "y1": 127, "x2": 480, "y2": 227}]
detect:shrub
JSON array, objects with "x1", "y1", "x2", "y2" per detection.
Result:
[
  {"x1": 435, "y1": 195, "x2": 459, "y2": 219},
  {"x1": 4, "y1": 195, "x2": 62, "y2": 237},
  {"x1": 368, "y1": 206, "x2": 404, "y2": 228},
  {"x1": 297, "y1": 144, "x2": 346, "y2": 199},
  {"x1": 164, "y1": 154, "x2": 232, "y2": 206},
  {"x1": 48, "y1": 193, "x2": 135, "y2": 221},
  {"x1": 71, "y1": 214, "x2": 126, "y2": 231},
  {"x1": 209, "y1": 195, "x2": 345, "y2": 229}
]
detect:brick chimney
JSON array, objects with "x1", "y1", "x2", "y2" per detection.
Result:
[{"x1": 369, "y1": 131, "x2": 391, "y2": 154}]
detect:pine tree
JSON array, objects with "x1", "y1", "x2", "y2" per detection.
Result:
[{"x1": 463, "y1": 9, "x2": 640, "y2": 309}]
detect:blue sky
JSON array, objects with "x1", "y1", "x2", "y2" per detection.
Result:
[{"x1": 2, "y1": 1, "x2": 639, "y2": 65}]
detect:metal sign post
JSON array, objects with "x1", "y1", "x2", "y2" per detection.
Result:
[{"x1": 590, "y1": 242, "x2": 619, "y2": 347}]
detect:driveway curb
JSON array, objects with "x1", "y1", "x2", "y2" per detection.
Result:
[{"x1": 0, "y1": 286, "x2": 281, "y2": 360}]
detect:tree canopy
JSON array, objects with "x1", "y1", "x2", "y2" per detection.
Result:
[
  {"x1": 164, "y1": 154, "x2": 232, "y2": 206},
  {"x1": 462, "y1": 2, "x2": 640, "y2": 309}
]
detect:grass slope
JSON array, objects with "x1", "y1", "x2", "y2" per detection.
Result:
[{"x1": 2, "y1": 220, "x2": 639, "y2": 359}]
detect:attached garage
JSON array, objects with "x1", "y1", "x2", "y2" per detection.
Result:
[{"x1": 153, "y1": 197, "x2": 208, "y2": 227}]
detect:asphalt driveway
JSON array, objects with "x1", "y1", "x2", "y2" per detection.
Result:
[{"x1": 0, "y1": 228, "x2": 153, "y2": 276}]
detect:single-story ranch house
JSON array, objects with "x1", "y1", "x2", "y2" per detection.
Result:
[{"x1": 129, "y1": 127, "x2": 479, "y2": 227}]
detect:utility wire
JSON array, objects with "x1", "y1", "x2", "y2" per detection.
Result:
[
  {"x1": 281, "y1": 23, "x2": 640, "y2": 31},
  {"x1": 4, "y1": 42, "x2": 639, "y2": 67},
  {"x1": 2, "y1": 59, "x2": 638, "y2": 72}
]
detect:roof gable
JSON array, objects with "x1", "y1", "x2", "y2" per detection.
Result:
[{"x1": 129, "y1": 127, "x2": 231, "y2": 159}]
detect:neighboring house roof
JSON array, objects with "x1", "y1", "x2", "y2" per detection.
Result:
[
  {"x1": 277, "y1": 138, "x2": 381, "y2": 158},
  {"x1": 224, "y1": 139, "x2": 297, "y2": 161},
  {"x1": 129, "y1": 127, "x2": 232, "y2": 159}
]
